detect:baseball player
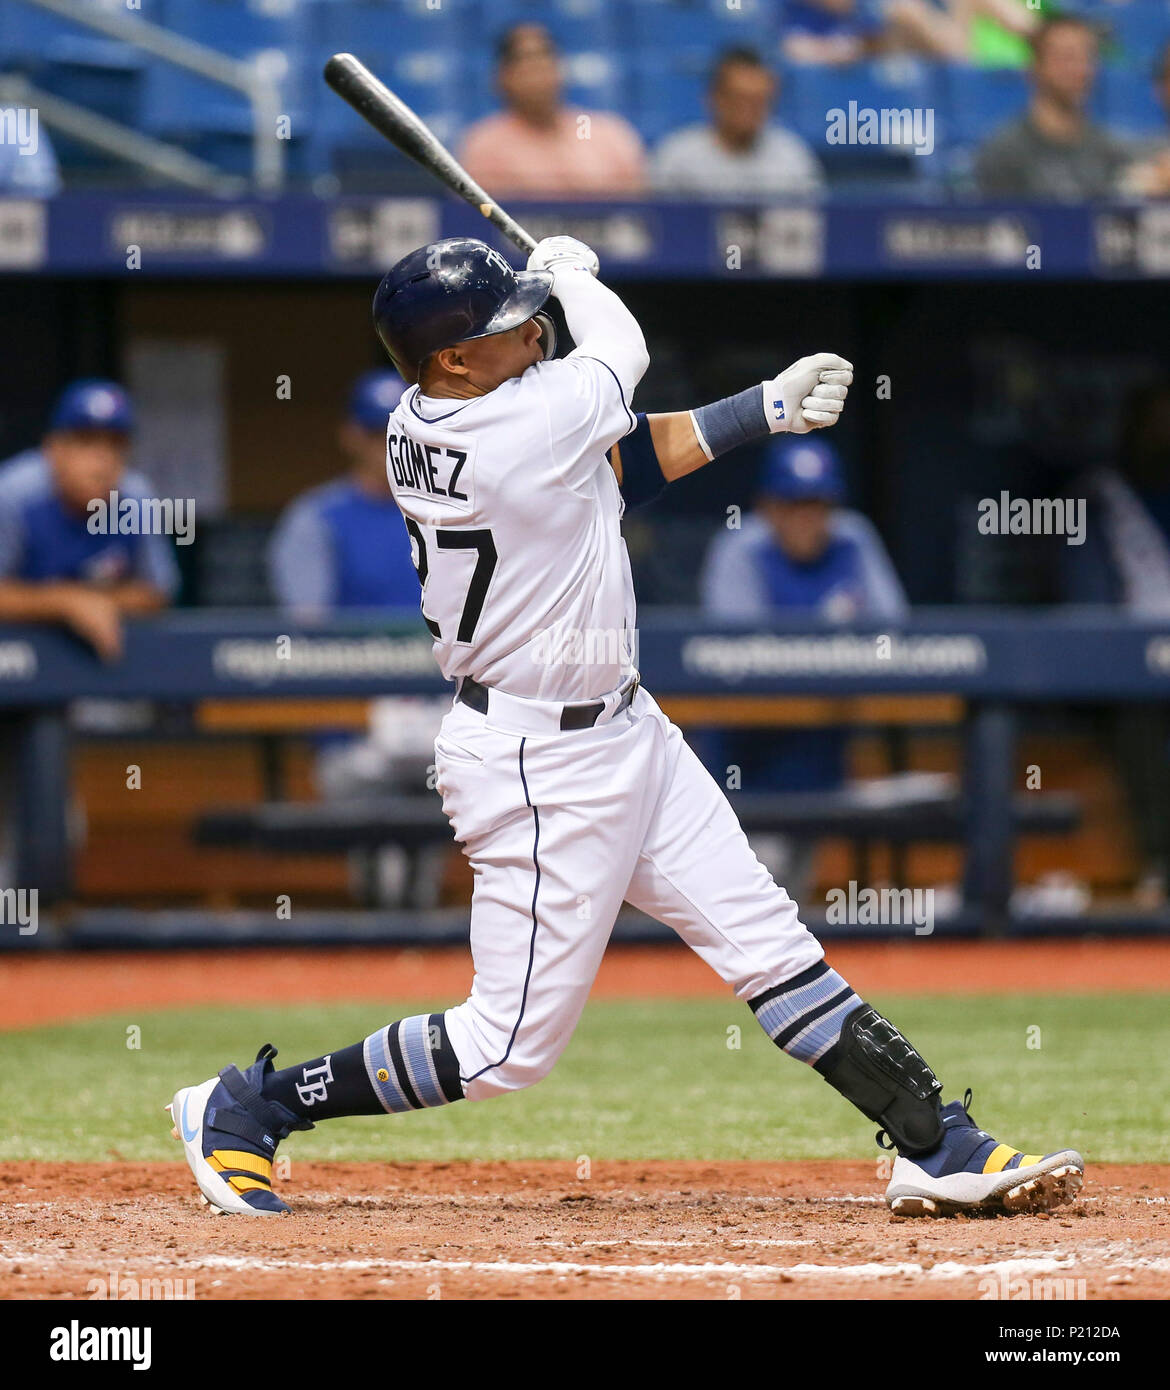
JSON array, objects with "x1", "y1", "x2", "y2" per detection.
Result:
[{"x1": 168, "y1": 236, "x2": 1084, "y2": 1219}]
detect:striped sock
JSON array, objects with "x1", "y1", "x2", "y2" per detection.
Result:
[
  {"x1": 261, "y1": 1013, "x2": 464, "y2": 1120},
  {"x1": 363, "y1": 1013, "x2": 466, "y2": 1114},
  {"x1": 749, "y1": 961, "x2": 863, "y2": 1069}
]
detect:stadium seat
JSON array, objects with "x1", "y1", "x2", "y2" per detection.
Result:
[
  {"x1": 938, "y1": 63, "x2": 1027, "y2": 149},
  {"x1": 1, "y1": 3, "x2": 146, "y2": 174},
  {"x1": 633, "y1": 52, "x2": 709, "y2": 145},
  {"x1": 1098, "y1": 1, "x2": 1170, "y2": 70},
  {"x1": 36, "y1": 40, "x2": 145, "y2": 128},
  {"x1": 142, "y1": 0, "x2": 312, "y2": 137},
  {"x1": 481, "y1": 0, "x2": 620, "y2": 51},
  {"x1": 783, "y1": 60, "x2": 944, "y2": 164},
  {"x1": 303, "y1": 2, "x2": 467, "y2": 178},
  {"x1": 625, "y1": 0, "x2": 776, "y2": 56},
  {"x1": 1, "y1": 1, "x2": 150, "y2": 77},
  {"x1": 1100, "y1": 62, "x2": 1166, "y2": 138}
]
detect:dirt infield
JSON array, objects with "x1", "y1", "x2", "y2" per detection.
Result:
[
  {"x1": 2, "y1": 1160, "x2": 1167, "y2": 1301},
  {"x1": 4, "y1": 938, "x2": 1170, "y2": 1030}
]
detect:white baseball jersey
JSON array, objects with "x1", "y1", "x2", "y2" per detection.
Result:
[
  {"x1": 382, "y1": 294, "x2": 819, "y2": 1106},
  {"x1": 386, "y1": 354, "x2": 639, "y2": 702}
]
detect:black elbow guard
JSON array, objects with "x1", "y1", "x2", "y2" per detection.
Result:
[
  {"x1": 614, "y1": 413, "x2": 666, "y2": 510},
  {"x1": 815, "y1": 1004, "x2": 945, "y2": 1155}
]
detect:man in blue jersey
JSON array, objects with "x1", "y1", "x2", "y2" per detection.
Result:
[
  {"x1": 700, "y1": 437, "x2": 907, "y2": 895},
  {"x1": 268, "y1": 370, "x2": 419, "y2": 615},
  {"x1": 701, "y1": 435, "x2": 907, "y2": 628},
  {"x1": 269, "y1": 370, "x2": 446, "y2": 901},
  {"x1": 0, "y1": 380, "x2": 178, "y2": 661}
]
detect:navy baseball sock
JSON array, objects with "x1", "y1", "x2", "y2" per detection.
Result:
[
  {"x1": 749, "y1": 960, "x2": 863, "y2": 1068},
  {"x1": 261, "y1": 1012, "x2": 465, "y2": 1120}
]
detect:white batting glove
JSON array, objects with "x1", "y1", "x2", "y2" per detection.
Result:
[
  {"x1": 527, "y1": 236, "x2": 600, "y2": 278},
  {"x1": 764, "y1": 353, "x2": 853, "y2": 434}
]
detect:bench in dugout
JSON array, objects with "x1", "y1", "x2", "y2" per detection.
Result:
[{"x1": 194, "y1": 780, "x2": 1081, "y2": 911}]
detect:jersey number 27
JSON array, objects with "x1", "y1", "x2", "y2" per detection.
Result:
[{"x1": 404, "y1": 518, "x2": 497, "y2": 644}]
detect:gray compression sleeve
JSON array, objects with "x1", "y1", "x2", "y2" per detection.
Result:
[{"x1": 689, "y1": 384, "x2": 769, "y2": 461}]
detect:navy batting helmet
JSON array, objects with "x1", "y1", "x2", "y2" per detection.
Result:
[{"x1": 373, "y1": 238, "x2": 554, "y2": 384}]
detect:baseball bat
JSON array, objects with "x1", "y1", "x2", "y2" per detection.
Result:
[{"x1": 323, "y1": 52, "x2": 537, "y2": 256}]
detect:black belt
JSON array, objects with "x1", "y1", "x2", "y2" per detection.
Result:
[{"x1": 457, "y1": 675, "x2": 640, "y2": 731}]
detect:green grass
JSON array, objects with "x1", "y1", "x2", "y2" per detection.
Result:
[{"x1": 1, "y1": 995, "x2": 1165, "y2": 1164}]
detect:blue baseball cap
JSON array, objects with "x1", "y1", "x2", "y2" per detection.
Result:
[
  {"x1": 348, "y1": 370, "x2": 405, "y2": 430},
  {"x1": 758, "y1": 437, "x2": 844, "y2": 503},
  {"x1": 49, "y1": 379, "x2": 134, "y2": 435}
]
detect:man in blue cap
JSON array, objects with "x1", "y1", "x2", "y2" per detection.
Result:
[
  {"x1": 268, "y1": 370, "x2": 417, "y2": 614},
  {"x1": 268, "y1": 370, "x2": 447, "y2": 900},
  {"x1": 0, "y1": 379, "x2": 179, "y2": 661},
  {"x1": 701, "y1": 436, "x2": 907, "y2": 624},
  {"x1": 700, "y1": 437, "x2": 907, "y2": 898}
]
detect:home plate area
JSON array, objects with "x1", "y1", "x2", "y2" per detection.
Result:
[{"x1": 2, "y1": 1161, "x2": 1168, "y2": 1301}]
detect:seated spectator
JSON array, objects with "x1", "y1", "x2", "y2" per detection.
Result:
[
  {"x1": 886, "y1": 0, "x2": 1038, "y2": 65},
  {"x1": 653, "y1": 48, "x2": 825, "y2": 199},
  {"x1": 268, "y1": 370, "x2": 417, "y2": 616},
  {"x1": 782, "y1": 0, "x2": 882, "y2": 67},
  {"x1": 699, "y1": 438, "x2": 907, "y2": 900},
  {"x1": 1121, "y1": 41, "x2": 1170, "y2": 198},
  {"x1": 0, "y1": 107, "x2": 62, "y2": 197},
  {"x1": 458, "y1": 24, "x2": 646, "y2": 197},
  {"x1": 0, "y1": 381, "x2": 178, "y2": 661},
  {"x1": 701, "y1": 437, "x2": 908, "y2": 625},
  {"x1": 269, "y1": 371, "x2": 448, "y2": 906},
  {"x1": 975, "y1": 16, "x2": 1130, "y2": 200}
]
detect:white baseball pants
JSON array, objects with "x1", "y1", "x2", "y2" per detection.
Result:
[{"x1": 435, "y1": 686, "x2": 824, "y2": 1100}]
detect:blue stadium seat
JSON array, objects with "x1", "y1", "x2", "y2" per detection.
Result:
[
  {"x1": 482, "y1": 0, "x2": 620, "y2": 50},
  {"x1": 939, "y1": 63, "x2": 1027, "y2": 148},
  {"x1": 38, "y1": 42, "x2": 145, "y2": 131},
  {"x1": 625, "y1": 0, "x2": 776, "y2": 57},
  {"x1": 304, "y1": 3, "x2": 469, "y2": 179},
  {"x1": 782, "y1": 60, "x2": 943, "y2": 160},
  {"x1": 142, "y1": 0, "x2": 312, "y2": 136},
  {"x1": 1, "y1": 1, "x2": 155, "y2": 75},
  {"x1": 1, "y1": 2, "x2": 76, "y2": 71},
  {"x1": 309, "y1": 0, "x2": 478, "y2": 61},
  {"x1": 1100, "y1": 61, "x2": 1166, "y2": 138},
  {"x1": 1098, "y1": 2, "x2": 1170, "y2": 70},
  {"x1": 633, "y1": 52, "x2": 709, "y2": 145}
]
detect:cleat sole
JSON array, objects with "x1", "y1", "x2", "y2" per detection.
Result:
[{"x1": 888, "y1": 1153, "x2": 1085, "y2": 1218}]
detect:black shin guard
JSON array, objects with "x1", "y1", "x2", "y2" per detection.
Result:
[{"x1": 814, "y1": 1003, "x2": 944, "y2": 1155}]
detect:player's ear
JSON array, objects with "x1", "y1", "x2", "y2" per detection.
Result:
[{"x1": 434, "y1": 345, "x2": 469, "y2": 378}]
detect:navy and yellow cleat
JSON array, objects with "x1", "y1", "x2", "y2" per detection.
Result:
[
  {"x1": 885, "y1": 1090, "x2": 1084, "y2": 1217},
  {"x1": 165, "y1": 1043, "x2": 313, "y2": 1216}
]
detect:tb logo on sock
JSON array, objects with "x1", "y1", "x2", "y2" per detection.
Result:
[{"x1": 296, "y1": 1056, "x2": 334, "y2": 1106}]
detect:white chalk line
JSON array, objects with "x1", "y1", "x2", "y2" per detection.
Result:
[
  {"x1": 546, "y1": 1238, "x2": 816, "y2": 1249},
  {"x1": 7, "y1": 1247, "x2": 1170, "y2": 1284},
  {"x1": 170, "y1": 1253, "x2": 1080, "y2": 1281}
]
